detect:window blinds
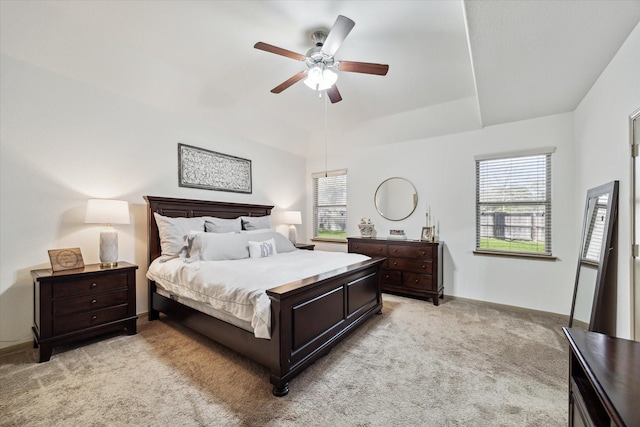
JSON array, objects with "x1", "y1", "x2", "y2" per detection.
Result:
[
  {"x1": 313, "y1": 170, "x2": 347, "y2": 240},
  {"x1": 476, "y1": 151, "x2": 553, "y2": 255}
]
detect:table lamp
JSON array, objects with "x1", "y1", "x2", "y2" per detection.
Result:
[
  {"x1": 283, "y1": 211, "x2": 302, "y2": 245},
  {"x1": 85, "y1": 199, "x2": 130, "y2": 268}
]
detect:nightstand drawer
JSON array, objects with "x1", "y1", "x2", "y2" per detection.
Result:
[
  {"x1": 380, "y1": 269, "x2": 401, "y2": 286},
  {"x1": 388, "y1": 245, "x2": 432, "y2": 259},
  {"x1": 403, "y1": 273, "x2": 434, "y2": 291},
  {"x1": 53, "y1": 273, "x2": 128, "y2": 298},
  {"x1": 53, "y1": 304, "x2": 129, "y2": 335},
  {"x1": 388, "y1": 258, "x2": 432, "y2": 274},
  {"x1": 53, "y1": 290, "x2": 128, "y2": 316}
]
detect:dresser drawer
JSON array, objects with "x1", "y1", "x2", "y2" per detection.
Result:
[
  {"x1": 388, "y1": 258, "x2": 432, "y2": 274},
  {"x1": 403, "y1": 272, "x2": 434, "y2": 291},
  {"x1": 388, "y1": 244, "x2": 432, "y2": 259},
  {"x1": 53, "y1": 290, "x2": 128, "y2": 316},
  {"x1": 380, "y1": 269, "x2": 401, "y2": 286},
  {"x1": 52, "y1": 273, "x2": 129, "y2": 298},
  {"x1": 349, "y1": 241, "x2": 388, "y2": 257},
  {"x1": 53, "y1": 304, "x2": 129, "y2": 335}
]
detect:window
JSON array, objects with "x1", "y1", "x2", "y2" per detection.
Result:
[
  {"x1": 475, "y1": 148, "x2": 555, "y2": 257},
  {"x1": 312, "y1": 169, "x2": 347, "y2": 241}
]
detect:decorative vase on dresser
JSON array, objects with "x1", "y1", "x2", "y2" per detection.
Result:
[{"x1": 348, "y1": 237, "x2": 443, "y2": 306}]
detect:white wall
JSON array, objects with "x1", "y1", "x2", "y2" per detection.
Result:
[
  {"x1": 574, "y1": 22, "x2": 640, "y2": 339},
  {"x1": 0, "y1": 55, "x2": 307, "y2": 350},
  {"x1": 307, "y1": 112, "x2": 577, "y2": 315}
]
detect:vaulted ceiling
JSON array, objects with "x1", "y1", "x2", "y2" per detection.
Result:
[{"x1": 2, "y1": 1, "x2": 639, "y2": 157}]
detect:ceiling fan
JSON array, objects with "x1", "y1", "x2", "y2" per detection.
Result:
[{"x1": 254, "y1": 15, "x2": 389, "y2": 103}]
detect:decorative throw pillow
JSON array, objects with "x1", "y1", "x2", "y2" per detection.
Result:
[
  {"x1": 184, "y1": 232, "x2": 249, "y2": 262},
  {"x1": 153, "y1": 213, "x2": 205, "y2": 256},
  {"x1": 242, "y1": 230, "x2": 296, "y2": 253},
  {"x1": 248, "y1": 238, "x2": 277, "y2": 259},
  {"x1": 241, "y1": 215, "x2": 272, "y2": 231},
  {"x1": 204, "y1": 217, "x2": 242, "y2": 233}
]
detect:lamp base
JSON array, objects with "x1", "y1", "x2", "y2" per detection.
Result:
[
  {"x1": 288, "y1": 224, "x2": 297, "y2": 245},
  {"x1": 100, "y1": 261, "x2": 118, "y2": 268}
]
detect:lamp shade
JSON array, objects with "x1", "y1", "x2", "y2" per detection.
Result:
[
  {"x1": 85, "y1": 199, "x2": 130, "y2": 225},
  {"x1": 283, "y1": 211, "x2": 302, "y2": 225}
]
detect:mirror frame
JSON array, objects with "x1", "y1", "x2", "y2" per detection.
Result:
[
  {"x1": 569, "y1": 180, "x2": 619, "y2": 332},
  {"x1": 374, "y1": 177, "x2": 418, "y2": 221}
]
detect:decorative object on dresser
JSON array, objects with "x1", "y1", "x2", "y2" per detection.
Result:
[
  {"x1": 562, "y1": 327, "x2": 640, "y2": 426},
  {"x1": 84, "y1": 199, "x2": 130, "y2": 268},
  {"x1": 348, "y1": 237, "x2": 443, "y2": 306},
  {"x1": 283, "y1": 210, "x2": 302, "y2": 244},
  {"x1": 420, "y1": 226, "x2": 435, "y2": 242},
  {"x1": 294, "y1": 243, "x2": 315, "y2": 251},
  {"x1": 31, "y1": 262, "x2": 138, "y2": 362},
  {"x1": 388, "y1": 229, "x2": 406, "y2": 240},
  {"x1": 358, "y1": 218, "x2": 375, "y2": 238},
  {"x1": 178, "y1": 143, "x2": 252, "y2": 194}
]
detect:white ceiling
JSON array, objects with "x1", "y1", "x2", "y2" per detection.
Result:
[{"x1": 2, "y1": 1, "x2": 639, "y2": 157}]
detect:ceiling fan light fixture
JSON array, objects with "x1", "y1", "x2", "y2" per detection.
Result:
[{"x1": 304, "y1": 67, "x2": 338, "y2": 91}]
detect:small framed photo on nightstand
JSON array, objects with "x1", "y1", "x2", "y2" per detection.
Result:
[{"x1": 48, "y1": 248, "x2": 84, "y2": 272}]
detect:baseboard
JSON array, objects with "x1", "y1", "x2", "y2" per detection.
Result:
[
  {"x1": 0, "y1": 341, "x2": 32, "y2": 356},
  {"x1": 444, "y1": 295, "x2": 570, "y2": 323}
]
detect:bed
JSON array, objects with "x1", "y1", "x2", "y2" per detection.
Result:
[{"x1": 144, "y1": 196, "x2": 385, "y2": 396}]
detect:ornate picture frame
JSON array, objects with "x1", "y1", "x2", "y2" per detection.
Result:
[{"x1": 178, "y1": 143, "x2": 252, "y2": 194}]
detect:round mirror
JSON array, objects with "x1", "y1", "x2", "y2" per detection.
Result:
[{"x1": 374, "y1": 177, "x2": 418, "y2": 221}]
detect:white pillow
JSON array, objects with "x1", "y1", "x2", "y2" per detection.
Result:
[
  {"x1": 204, "y1": 217, "x2": 242, "y2": 233},
  {"x1": 248, "y1": 238, "x2": 277, "y2": 259},
  {"x1": 154, "y1": 213, "x2": 205, "y2": 256},
  {"x1": 184, "y1": 232, "x2": 249, "y2": 262},
  {"x1": 243, "y1": 230, "x2": 296, "y2": 253},
  {"x1": 241, "y1": 215, "x2": 272, "y2": 231}
]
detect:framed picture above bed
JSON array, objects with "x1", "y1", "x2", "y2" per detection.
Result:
[{"x1": 178, "y1": 143, "x2": 252, "y2": 194}]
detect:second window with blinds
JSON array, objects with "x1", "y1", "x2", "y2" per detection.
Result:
[
  {"x1": 312, "y1": 170, "x2": 347, "y2": 242},
  {"x1": 475, "y1": 148, "x2": 555, "y2": 258}
]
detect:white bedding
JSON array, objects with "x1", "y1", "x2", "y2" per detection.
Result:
[{"x1": 146, "y1": 250, "x2": 370, "y2": 339}]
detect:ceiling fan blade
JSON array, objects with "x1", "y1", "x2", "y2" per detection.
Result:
[
  {"x1": 338, "y1": 61, "x2": 389, "y2": 76},
  {"x1": 254, "y1": 42, "x2": 306, "y2": 61},
  {"x1": 270, "y1": 71, "x2": 307, "y2": 94},
  {"x1": 327, "y1": 85, "x2": 342, "y2": 104},
  {"x1": 321, "y1": 15, "x2": 355, "y2": 57}
]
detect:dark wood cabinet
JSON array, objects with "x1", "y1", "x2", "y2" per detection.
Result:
[
  {"x1": 563, "y1": 327, "x2": 640, "y2": 426},
  {"x1": 32, "y1": 262, "x2": 138, "y2": 362},
  {"x1": 348, "y1": 237, "x2": 443, "y2": 305}
]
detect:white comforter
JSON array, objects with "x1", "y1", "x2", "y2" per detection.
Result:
[{"x1": 146, "y1": 250, "x2": 370, "y2": 339}]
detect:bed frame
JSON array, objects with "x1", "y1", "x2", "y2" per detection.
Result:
[{"x1": 144, "y1": 196, "x2": 384, "y2": 396}]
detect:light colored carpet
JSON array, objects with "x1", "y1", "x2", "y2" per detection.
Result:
[{"x1": 0, "y1": 295, "x2": 568, "y2": 426}]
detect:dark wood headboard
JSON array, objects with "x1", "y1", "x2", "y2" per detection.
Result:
[{"x1": 144, "y1": 196, "x2": 274, "y2": 265}]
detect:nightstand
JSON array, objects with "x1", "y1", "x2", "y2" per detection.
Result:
[
  {"x1": 294, "y1": 243, "x2": 315, "y2": 251},
  {"x1": 31, "y1": 262, "x2": 138, "y2": 362}
]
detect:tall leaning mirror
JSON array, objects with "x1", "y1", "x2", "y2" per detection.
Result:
[{"x1": 569, "y1": 180, "x2": 619, "y2": 333}]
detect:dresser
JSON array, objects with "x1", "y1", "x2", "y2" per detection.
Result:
[
  {"x1": 31, "y1": 262, "x2": 138, "y2": 362},
  {"x1": 348, "y1": 237, "x2": 443, "y2": 305},
  {"x1": 562, "y1": 327, "x2": 640, "y2": 426}
]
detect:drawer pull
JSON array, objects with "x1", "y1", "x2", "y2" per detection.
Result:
[
  {"x1": 91, "y1": 299, "x2": 97, "y2": 304},
  {"x1": 422, "y1": 265, "x2": 426, "y2": 269},
  {"x1": 415, "y1": 279, "x2": 419, "y2": 283},
  {"x1": 91, "y1": 315, "x2": 97, "y2": 321},
  {"x1": 385, "y1": 275, "x2": 390, "y2": 279},
  {"x1": 90, "y1": 283, "x2": 97, "y2": 288},
  {"x1": 393, "y1": 262, "x2": 397, "y2": 266}
]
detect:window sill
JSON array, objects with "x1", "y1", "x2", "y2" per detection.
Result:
[
  {"x1": 311, "y1": 238, "x2": 347, "y2": 244},
  {"x1": 473, "y1": 249, "x2": 557, "y2": 261}
]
